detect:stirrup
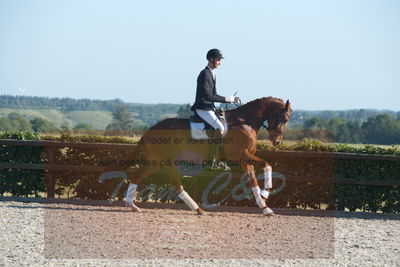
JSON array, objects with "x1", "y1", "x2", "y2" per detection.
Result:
[{"x1": 211, "y1": 160, "x2": 231, "y2": 171}]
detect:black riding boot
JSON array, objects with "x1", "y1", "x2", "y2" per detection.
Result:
[{"x1": 208, "y1": 130, "x2": 230, "y2": 171}]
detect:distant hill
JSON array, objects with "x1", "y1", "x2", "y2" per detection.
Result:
[
  {"x1": 0, "y1": 108, "x2": 115, "y2": 129},
  {"x1": 0, "y1": 95, "x2": 183, "y2": 129},
  {"x1": 1, "y1": 95, "x2": 398, "y2": 130}
]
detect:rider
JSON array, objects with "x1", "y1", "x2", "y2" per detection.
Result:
[
  {"x1": 191, "y1": 48, "x2": 240, "y2": 168},
  {"x1": 191, "y1": 48, "x2": 239, "y2": 136}
]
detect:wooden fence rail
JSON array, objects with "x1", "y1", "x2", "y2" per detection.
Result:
[{"x1": 1, "y1": 139, "x2": 399, "y2": 198}]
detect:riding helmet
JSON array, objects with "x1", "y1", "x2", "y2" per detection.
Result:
[{"x1": 206, "y1": 49, "x2": 224, "y2": 60}]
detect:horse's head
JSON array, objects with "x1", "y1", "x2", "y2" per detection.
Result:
[
  {"x1": 266, "y1": 100, "x2": 291, "y2": 146},
  {"x1": 226, "y1": 97, "x2": 291, "y2": 146}
]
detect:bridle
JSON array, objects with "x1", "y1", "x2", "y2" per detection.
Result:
[{"x1": 263, "y1": 109, "x2": 289, "y2": 134}]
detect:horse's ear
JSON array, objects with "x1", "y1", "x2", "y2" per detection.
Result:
[{"x1": 285, "y1": 100, "x2": 291, "y2": 111}]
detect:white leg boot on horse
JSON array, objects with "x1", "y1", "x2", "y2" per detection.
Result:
[
  {"x1": 260, "y1": 165, "x2": 272, "y2": 200},
  {"x1": 252, "y1": 186, "x2": 274, "y2": 216},
  {"x1": 125, "y1": 183, "x2": 141, "y2": 212},
  {"x1": 178, "y1": 186, "x2": 206, "y2": 215},
  {"x1": 244, "y1": 163, "x2": 274, "y2": 216}
]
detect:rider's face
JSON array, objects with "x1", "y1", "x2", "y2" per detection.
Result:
[{"x1": 209, "y1": 58, "x2": 222, "y2": 69}]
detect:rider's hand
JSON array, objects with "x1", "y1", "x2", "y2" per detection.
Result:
[
  {"x1": 233, "y1": 97, "x2": 241, "y2": 104},
  {"x1": 225, "y1": 96, "x2": 235, "y2": 103}
]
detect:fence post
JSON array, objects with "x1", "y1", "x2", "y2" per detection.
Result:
[{"x1": 47, "y1": 147, "x2": 55, "y2": 198}]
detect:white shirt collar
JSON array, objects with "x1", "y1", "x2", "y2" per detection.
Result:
[{"x1": 207, "y1": 65, "x2": 216, "y2": 79}]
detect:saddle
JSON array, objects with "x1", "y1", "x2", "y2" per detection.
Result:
[{"x1": 189, "y1": 110, "x2": 228, "y2": 140}]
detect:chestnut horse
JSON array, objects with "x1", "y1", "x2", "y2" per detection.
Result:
[{"x1": 125, "y1": 97, "x2": 291, "y2": 215}]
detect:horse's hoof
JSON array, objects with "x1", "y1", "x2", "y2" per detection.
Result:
[
  {"x1": 263, "y1": 207, "x2": 274, "y2": 216},
  {"x1": 196, "y1": 208, "x2": 206, "y2": 215},
  {"x1": 126, "y1": 202, "x2": 141, "y2": 212}
]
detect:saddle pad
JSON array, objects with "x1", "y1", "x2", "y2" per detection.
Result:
[{"x1": 190, "y1": 122, "x2": 210, "y2": 140}]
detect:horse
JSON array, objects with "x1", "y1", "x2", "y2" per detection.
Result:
[{"x1": 124, "y1": 97, "x2": 291, "y2": 216}]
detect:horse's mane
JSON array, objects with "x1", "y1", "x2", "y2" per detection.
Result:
[{"x1": 227, "y1": 97, "x2": 285, "y2": 113}]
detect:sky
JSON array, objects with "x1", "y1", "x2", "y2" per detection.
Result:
[{"x1": 0, "y1": 0, "x2": 399, "y2": 110}]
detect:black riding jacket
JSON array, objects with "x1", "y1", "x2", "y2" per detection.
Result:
[{"x1": 191, "y1": 67, "x2": 228, "y2": 111}]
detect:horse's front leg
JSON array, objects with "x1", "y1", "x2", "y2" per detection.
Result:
[
  {"x1": 242, "y1": 151, "x2": 273, "y2": 199},
  {"x1": 259, "y1": 165, "x2": 272, "y2": 200},
  {"x1": 242, "y1": 153, "x2": 274, "y2": 216}
]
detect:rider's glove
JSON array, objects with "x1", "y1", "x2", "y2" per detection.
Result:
[{"x1": 225, "y1": 96, "x2": 235, "y2": 103}]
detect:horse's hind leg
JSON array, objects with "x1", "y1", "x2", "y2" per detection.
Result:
[
  {"x1": 165, "y1": 166, "x2": 206, "y2": 215},
  {"x1": 177, "y1": 187, "x2": 206, "y2": 215},
  {"x1": 125, "y1": 165, "x2": 159, "y2": 212}
]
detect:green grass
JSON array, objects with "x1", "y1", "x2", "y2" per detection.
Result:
[{"x1": 64, "y1": 110, "x2": 112, "y2": 129}]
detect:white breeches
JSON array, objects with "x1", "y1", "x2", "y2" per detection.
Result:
[{"x1": 195, "y1": 109, "x2": 225, "y2": 134}]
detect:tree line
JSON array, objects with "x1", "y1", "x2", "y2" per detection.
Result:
[
  {"x1": 287, "y1": 114, "x2": 400, "y2": 145},
  {"x1": 0, "y1": 95, "x2": 125, "y2": 111}
]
